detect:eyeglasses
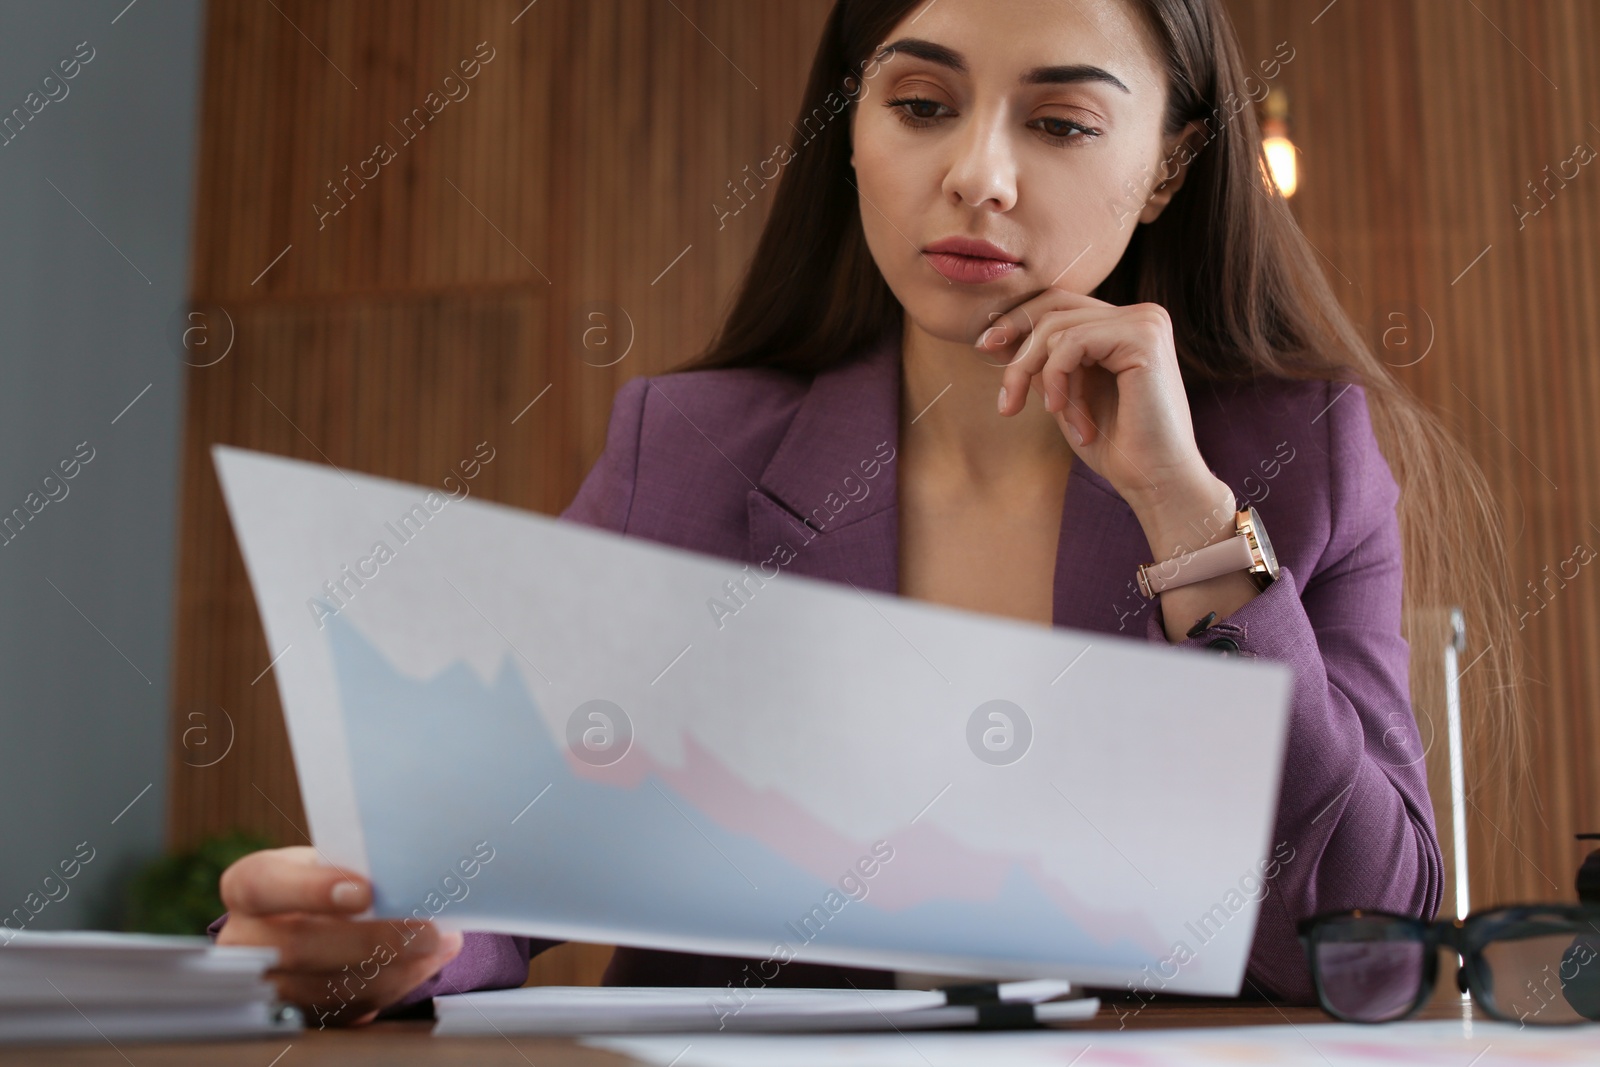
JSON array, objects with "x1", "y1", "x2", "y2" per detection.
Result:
[{"x1": 1298, "y1": 905, "x2": 1600, "y2": 1025}]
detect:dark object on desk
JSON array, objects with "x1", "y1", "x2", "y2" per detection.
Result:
[
  {"x1": 1561, "y1": 833, "x2": 1600, "y2": 1020},
  {"x1": 1298, "y1": 904, "x2": 1600, "y2": 1025},
  {"x1": 1558, "y1": 932, "x2": 1600, "y2": 1020},
  {"x1": 1575, "y1": 833, "x2": 1600, "y2": 903},
  {"x1": 936, "y1": 980, "x2": 1065, "y2": 1030}
]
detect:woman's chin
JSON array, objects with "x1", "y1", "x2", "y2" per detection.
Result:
[{"x1": 897, "y1": 296, "x2": 1018, "y2": 349}]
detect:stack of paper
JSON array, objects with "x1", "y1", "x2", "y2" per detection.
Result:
[
  {"x1": 0, "y1": 930, "x2": 301, "y2": 1044},
  {"x1": 434, "y1": 980, "x2": 1098, "y2": 1035}
]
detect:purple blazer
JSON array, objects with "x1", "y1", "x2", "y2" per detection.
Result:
[{"x1": 212, "y1": 320, "x2": 1441, "y2": 1012}]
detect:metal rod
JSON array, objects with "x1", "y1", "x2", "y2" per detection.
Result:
[{"x1": 1444, "y1": 607, "x2": 1470, "y2": 920}]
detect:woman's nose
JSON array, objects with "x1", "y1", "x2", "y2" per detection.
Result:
[{"x1": 942, "y1": 107, "x2": 1018, "y2": 211}]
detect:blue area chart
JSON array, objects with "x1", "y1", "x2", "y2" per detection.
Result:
[{"x1": 325, "y1": 610, "x2": 1160, "y2": 972}]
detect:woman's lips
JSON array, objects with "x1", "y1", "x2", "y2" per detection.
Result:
[{"x1": 923, "y1": 251, "x2": 1022, "y2": 285}]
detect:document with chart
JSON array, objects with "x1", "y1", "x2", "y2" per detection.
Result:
[{"x1": 213, "y1": 445, "x2": 1294, "y2": 995}]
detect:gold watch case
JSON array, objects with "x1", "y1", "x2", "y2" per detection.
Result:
[{"x1": 1239, "y1": 506, "x2": 1280, "y2": 590}]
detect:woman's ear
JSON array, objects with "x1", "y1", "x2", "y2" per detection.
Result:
[{"x1": 1138, "y1": 120, "x2": 1206, "y2": 224}]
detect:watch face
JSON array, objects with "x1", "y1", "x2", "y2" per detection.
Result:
[{"x1": 1244, "y1": 506, "x2": 1279, "y2": 576}]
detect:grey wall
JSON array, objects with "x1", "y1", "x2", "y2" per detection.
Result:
[{"x1": 0, "y1": 0, "x2": 202, "y2": 930}]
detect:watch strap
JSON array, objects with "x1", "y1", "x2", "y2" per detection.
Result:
[{"x1": 1138, "y1": 532, "x2": 1256, "y2": 597}]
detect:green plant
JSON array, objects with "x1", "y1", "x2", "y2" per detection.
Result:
[{"x1": 122, "y1": 830, "x2": 275, "y2": 935}]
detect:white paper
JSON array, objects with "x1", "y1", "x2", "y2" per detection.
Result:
[
  {"x1": 0, "y1": 1003, "x2": 298, "y2": 1045},
  {"x1": 587, "y1": 1020, "x2": 1600, "y2": 1067},
  {"x1": 0, "y1": 931, "x2": 294, "y2": 1043},
  {"x1": 0, "y1": 930, "x2": 271, "y2": 960},
  {"x1": 432, "y1": 984, "x2": 1099, "y2": 1034},
  {"x1": 213, "y1": 446, "x2": 1293, "y2": 995}
]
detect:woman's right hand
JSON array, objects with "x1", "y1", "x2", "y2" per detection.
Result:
[{"x1": 216, "y1": 846, "x2": 464, "y2": 1026}]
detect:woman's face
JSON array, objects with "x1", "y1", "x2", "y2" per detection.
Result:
[{"x1": 850, "y1": 0, "x2": 1186, "y2": 343}]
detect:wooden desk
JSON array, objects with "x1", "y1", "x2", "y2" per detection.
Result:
[{"x1": 0, "y1": 987, "x2": 1476, "y2": 1066}]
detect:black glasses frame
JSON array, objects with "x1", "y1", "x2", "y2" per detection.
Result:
[{"x1": 1297, "y1": 904, "x2": 1600, "y2": 1025}]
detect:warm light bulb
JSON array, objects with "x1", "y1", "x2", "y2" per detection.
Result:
[{"x1": 1263, "y1": 135, "x2": 1298, "y2": 198}]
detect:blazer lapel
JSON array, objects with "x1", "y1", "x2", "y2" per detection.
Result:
[
  {"x1": 1053, "y1": 462, "x2": 1159, "y2": 637},
  {"x1": 746, "y1": 327, "x2": 903, "y2": 596},
  {"x1": 746, "y1": 322, "x2": 1155, "y2": 638}
]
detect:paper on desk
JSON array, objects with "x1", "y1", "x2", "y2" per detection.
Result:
[
  {"x1": 213, "y1": 446, "x2": 1293, "y2": 995},
  {"x1": 0, "y1": 930, "x2": 296, "y2": 1044},
  {"x1": 432, "y1": 985, "x2": 1099, "y2": 1034},
  {"x1": 587, "y1": 1020, "x2": 1600, "y2": 1067}
]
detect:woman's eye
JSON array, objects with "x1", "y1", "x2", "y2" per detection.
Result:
[
  {"x1": 1031, "y1": 116, "x2": 1098, "y2": 144},
  {"x1": 883, "y1": 98, "x2": 1098, "y2": 145},
  {"x1": 885, "y1": 97, "x2": 949, "y2": 127}
]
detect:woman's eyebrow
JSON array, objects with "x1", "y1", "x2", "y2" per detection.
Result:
[{"x1": 876, "y1": 37, "x2": 1131, "y2": 94}]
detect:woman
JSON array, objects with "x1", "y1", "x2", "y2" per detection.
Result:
[{"x1": 213, "y1": 0, "x2": 1522, "y2": 1024}]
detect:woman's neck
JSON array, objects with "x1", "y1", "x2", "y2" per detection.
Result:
[{"x1": 898, "y1": 311, "x2": 1074, "y2": 489}]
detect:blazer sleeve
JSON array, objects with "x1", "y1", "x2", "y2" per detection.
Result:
[
  {"x1": 1142, "y1": 380, "x2": 1444, "y2": 1003},
  {"x1": 202, "y1": 912, "x2": 554, "y2": 1021},
  {"x1": 373, "y1": 932, "x2": 551, "y2": 1018}
]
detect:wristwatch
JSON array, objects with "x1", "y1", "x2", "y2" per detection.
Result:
[{"x1": 1136, "y1": 506, "x2": 1279, "y2": 599}]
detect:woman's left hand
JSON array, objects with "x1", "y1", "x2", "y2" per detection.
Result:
[{"x1": 982, "y1": 288, "x2": 1234, "y2": 556}]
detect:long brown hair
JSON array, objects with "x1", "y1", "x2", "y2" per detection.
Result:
[{"x1": 667, "y1": 0, "x2": 1526, "y2": 893}]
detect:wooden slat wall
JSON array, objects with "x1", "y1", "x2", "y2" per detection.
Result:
[
  {"x1": 174, "y1": 0, "x2": 839, "y2": 983},
  {"x1": 172, "y1": 1, "x2": 1600, "y2": 981}
]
